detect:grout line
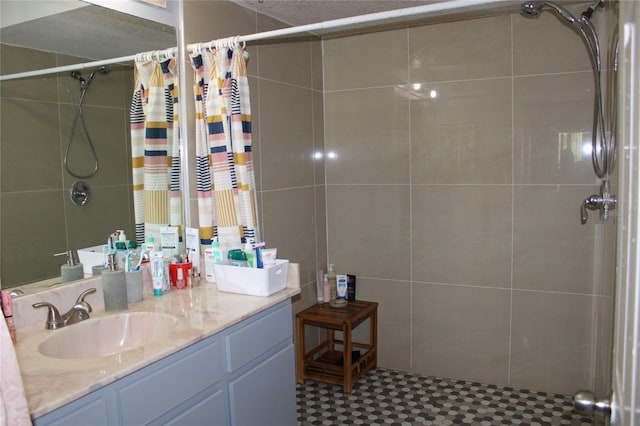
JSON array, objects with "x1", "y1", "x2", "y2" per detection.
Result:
[
  {"x1": 406, "y1": 26, "x2": 414, "y2": 372},
  {"x1": 508, "y1": 12, "x2": 515, "y2": 387}
]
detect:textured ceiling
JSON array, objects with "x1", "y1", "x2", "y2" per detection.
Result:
[
  {"x1": 0, "y1": 4, "x2": 175, "y2": 60},
  {"x1": 230, "y1": 0, "x2": 434, "y2": 27},
  {"x1": 0, "y1": 1, "x2": 520, "y2": 62}
]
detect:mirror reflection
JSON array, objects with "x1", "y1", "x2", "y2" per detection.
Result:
[{"x1": 0, "y1": 1, "x2": 177, "y2": 289}]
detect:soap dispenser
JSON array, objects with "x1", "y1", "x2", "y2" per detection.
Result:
[
  {"x1": 102, "y1": 254, "x2": 128, "y2": 312},
  {"x1": 55, "y1": 250, "x2": 84, "y2": 283}
]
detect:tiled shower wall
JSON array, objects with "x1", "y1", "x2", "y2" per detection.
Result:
[
  {"x1": 0, "y1": 45, "x2": 134, "y2": 287},
  {"x1": 322, "y1": 5, "x2": 616, "y2": 396}
]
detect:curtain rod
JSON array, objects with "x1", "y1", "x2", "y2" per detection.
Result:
[
  {"x1": 188, "y1": 0, "x2": 514, "y2": 51},
  {"x1": 0, "y1": 49, "x2": 178, "y2": 82},
  {"x1": 0, "y1": 0, "x2": 513, "y2": 82}
]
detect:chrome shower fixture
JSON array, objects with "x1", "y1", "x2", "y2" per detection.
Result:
[
  {"x1": 520, "y1": 0, "x2": 582, "y2": 31},
  {"x1": 65, "y1": 65, "x2": 110, "y2": 179},
  {"x1": 520, "y1": 0, "x2": 614, "y2": 181},
  {"x1": 70, "y1": 66, "x2": 110, "y2": 89}
]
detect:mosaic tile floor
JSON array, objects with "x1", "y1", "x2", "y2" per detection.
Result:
[{"x1": 296, "y1": 368, "x2": 593, "y2": 425}]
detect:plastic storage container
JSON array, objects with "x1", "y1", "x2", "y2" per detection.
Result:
[{"x1": 213, "y1": 259, "x2": 289, "y2": 297}]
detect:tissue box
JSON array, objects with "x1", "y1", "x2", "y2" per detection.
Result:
[
  {"x1": 214, "y1": 260, "x2": 289, "y2": 297},
  {"x1": 77, "y1": 245, "x2": 105, "y2": 275}
]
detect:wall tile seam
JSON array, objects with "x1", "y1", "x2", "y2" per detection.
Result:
[
  {"x1": 324, "y1": 75, "x2": 515, "y2": 94},
  {"x1": 1, "y1": 96, "x2": 129, "y2": 109},
  {"x1": 513, "y1": 70, "x2": 593, "y2": 79},
  {"x1": 1, "y1": 189, "x2": 67, "y2": 196},
  {"x1": 323, "y1": 183, "x2": 600, "y2": 188},
  {"x1": 57, "y1": 102, "x2": 128, "y2": 109},
  {"x1": 511, "y1": 287, "x2": 603, "y2": 298},
  {"x1": 0, "y1": 97, "x2": 62, "y2": 105},
  {"x1": 249, "y1": 74, "x2": 318, "y2": 92},
  {"x1": 411, "y1": 280, "x2": 602, "y2": 298},
  {"x1": 508, "y1": 12, "x2": 516, "y2": 387},
  {"x1": 411, "y1": 280, "x2": 511, "y2": 291},
  {"x1": 258, "y1": 184, "x2": 318, "y2": 193}
]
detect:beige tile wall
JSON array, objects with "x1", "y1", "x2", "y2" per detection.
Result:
[
  {"x1": 0, "y1": 44, "x2": 134, "y2": 288},
  {"x1": 182, "y1": 2, "x2": 326, "y2": 317},
  {"x1": 323, "y1": 5, "x2": 616, "y2": 395}
]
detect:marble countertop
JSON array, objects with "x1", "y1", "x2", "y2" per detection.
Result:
[{"x1": 13, "y1": 267, "x2": 300, "y2": 419}]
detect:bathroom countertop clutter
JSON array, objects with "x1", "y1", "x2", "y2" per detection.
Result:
[{"x1": 12, "y1": 264, "x2": 300, "y2": 419}]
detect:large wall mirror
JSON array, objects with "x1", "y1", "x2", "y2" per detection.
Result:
[{"x1": 0, "y1": 0, "x2": 179, "y2": 290}]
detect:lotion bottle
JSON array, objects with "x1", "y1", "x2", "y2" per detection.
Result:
[{"x1": 327, "y1": 264, "x2": 337, "y2": 301}]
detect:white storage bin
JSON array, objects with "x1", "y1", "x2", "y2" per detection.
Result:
[
  {"x1": 214, "y1": 260, "x2": 289, "y2": 297},
  {"x1": 77, "y1": 245, "x2": 105, "y2": 275}
]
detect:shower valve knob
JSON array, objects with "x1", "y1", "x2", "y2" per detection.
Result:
[{"x1": 580, "y1": 180, "x2": 616, "y2": 224}]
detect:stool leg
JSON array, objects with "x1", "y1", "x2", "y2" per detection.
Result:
[
  {"x1": 296, "y1": 317, "x2": 305, "y2": 384},
  {"x1": 371, "y1": 309, "x2": 377, "y2": 369},
  {"x1": 343, "y1": 323, "x2": 352, "y2": 393}
]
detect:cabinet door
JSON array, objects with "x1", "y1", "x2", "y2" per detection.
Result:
[
  {"x1": 33, "y1": 391, "x2": 114, "y2": 426},
  {"x1": 228, "y1": 344, "x2": 296, "y2": 426},
  {"x1": 117, "y1": 337, "x2": 224, "y2": 425}
]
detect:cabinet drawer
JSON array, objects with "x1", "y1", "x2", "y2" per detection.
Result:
[
  {"x1": 225, "y1": 301, "x2": 292, "y2": 372},
  {"x1": 117, "y1": 337, "x2": 224, "y2": 425}
]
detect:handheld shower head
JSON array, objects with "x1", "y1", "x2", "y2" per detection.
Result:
[
  {"x1": 86, "y1": 66, "x2": 111, "y2": 84},
  {"x1": 521, "y1": 1, "x2": 582, "y2": 31}
]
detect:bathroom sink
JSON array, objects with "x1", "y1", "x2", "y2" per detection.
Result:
[{"x1": 38, "y1": 312, "x2": 177, "y2": 359}]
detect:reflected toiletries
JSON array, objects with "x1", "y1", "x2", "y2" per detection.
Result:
[{"x1": 57, "y1": 250, "x2": 84, "y2": 283}]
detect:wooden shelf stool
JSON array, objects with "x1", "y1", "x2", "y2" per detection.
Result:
[{"x1": 295, "y1": 300, "x2": 378, "y2": 393}]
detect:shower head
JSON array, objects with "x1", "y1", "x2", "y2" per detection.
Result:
[{"x1": 520, "y1": 1, "x2": 582, "y2": 31}]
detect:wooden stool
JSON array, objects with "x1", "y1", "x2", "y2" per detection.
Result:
[{"x1": 295, "y1": 300, "x2": 378, "y2": 393}]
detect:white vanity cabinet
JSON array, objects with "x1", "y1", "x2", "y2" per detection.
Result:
[{"x1": 33, "y1": 299, "x2": 296, "y2": 426}]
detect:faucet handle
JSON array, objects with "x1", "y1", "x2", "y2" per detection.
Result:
[
  {"x1": 32, "y1": 302, "x2": 64, "y2": 330},
  {"x1": 75, "y1": 288, "x2": 96, "y2": 312}
]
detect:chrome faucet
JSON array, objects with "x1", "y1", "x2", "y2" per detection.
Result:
[{"x1": 32, "y1": 288, "x2": 96, "y2": 330}]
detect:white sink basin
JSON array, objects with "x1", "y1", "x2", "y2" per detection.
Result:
[{"x1": 38, "y1": 312, "x2": 177, "y2": 359}]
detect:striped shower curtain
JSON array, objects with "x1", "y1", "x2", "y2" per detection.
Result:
[
  {"x1": 191, "y1": 44, "x2": 258, "y2": 255},
  {"x1": 130, "y1": 55, "x2": 182, "y2": 246}
]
